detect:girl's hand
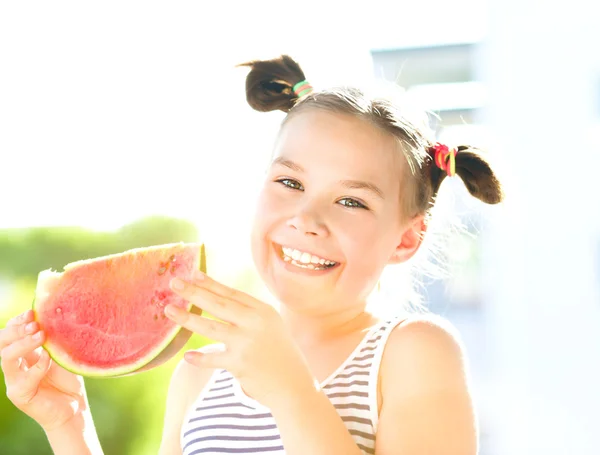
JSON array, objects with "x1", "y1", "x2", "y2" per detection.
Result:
[
  {"x1": 0, "y1": 310, "x2": 88, "y2": 432},
  {"x1": 167, "y1": 272, "x2": 317, "y2": 409}
]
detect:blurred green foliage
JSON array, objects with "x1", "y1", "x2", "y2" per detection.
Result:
[
  {"x1": 0, "y1": 216, "x2": 210, "y2": 455},
  {"x1": 0, "y1": 216, "x2": 200, "y2": 280}
]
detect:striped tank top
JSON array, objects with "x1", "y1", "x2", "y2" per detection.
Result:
[{"x1": 180, "y1": 316, "x2": 405, "y2": 455}]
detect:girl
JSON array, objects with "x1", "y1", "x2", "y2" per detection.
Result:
[{"x1": 0, "y1": 55, "x2": 503, "y2": 455}]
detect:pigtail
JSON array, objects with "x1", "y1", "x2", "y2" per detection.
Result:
[
  {"x1": 237, "y1": 55, "x2": 308, "y2": 113},
  {"x1": 454, "y1": 145, "x2": 504, "y2": 204},
  {"x1": 429, "y1": 144, "x2": 504, "y2": 205}
]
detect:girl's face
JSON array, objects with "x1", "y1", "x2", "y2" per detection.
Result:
[{"x1": 250, "y1": 109, "x2": 418, "y2": 314}]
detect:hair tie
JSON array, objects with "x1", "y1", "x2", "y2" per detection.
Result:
[
  {"x1": 431, "y1": 143, "x2": 457, "y2": 177},
  {"x1": 293, "y1": 80, "x2": 313, "y2": 98}
]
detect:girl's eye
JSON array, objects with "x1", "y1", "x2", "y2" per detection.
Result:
[
  {"x1": 276, "y1": 178, "x2": 303, "y2": 191},
  {"x1": 338, "y1": 198, "x2": 368, "y2": 210},
  {"x1": 274, "y1": 179, "x2": 368, "y2": 210}
]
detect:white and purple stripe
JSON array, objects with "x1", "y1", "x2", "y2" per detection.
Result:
[{"x1": 180, "y1": 317, "x2": 404, "y2": 455}]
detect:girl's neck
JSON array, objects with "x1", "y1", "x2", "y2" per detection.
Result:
[{"x1": 279, "y1": 304, "x2": 378, "y2": 348}]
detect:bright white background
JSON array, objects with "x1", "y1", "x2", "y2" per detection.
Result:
[{"x1": 0, "y1": 0, "x2": 486, "y2": 271}]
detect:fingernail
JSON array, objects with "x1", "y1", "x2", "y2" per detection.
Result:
[
  {"x1": 33, "y1": 331, "x2": 43, "y2": 341},
  {"x1": 25, "y1": 322, "x2": 37, "y2": 334},
  {"x1": 194, "y1": 270, "x2": 205, "y2": 280},
  {"x1": 170, "y1": 278, "x2": 185, "y2": 290},
  {"x1": 164, "y1": 305, "x2": 179, "y2": 316},
  {"x1": 184, "y1": 351, "x2": 201, "y2": 363}
]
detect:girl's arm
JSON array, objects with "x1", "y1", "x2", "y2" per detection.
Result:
[
  {"x1": 375, "y1": 316, "x2": 478, "y2": 455},
  {"x1": 44, "y1": 398, "x2": 104, "y2": 455},
  {"x1": 268, "y1": 385, "x2": 364, "y2": 455}
]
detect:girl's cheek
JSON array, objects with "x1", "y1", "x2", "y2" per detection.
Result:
[
  {"x1": 263, "y1": 187, "x2": 295, "y2": 214},
  {"x1": 255, "y1": 186, "x2": 278, "y2": 213},
  {"x1": 252, "y1": 191, "x2": 291, "y2": 236}
]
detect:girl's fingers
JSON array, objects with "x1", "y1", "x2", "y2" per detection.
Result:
[
  {"x1": 184, "y1": 349, "x2": 229, "y2": 370},
  {"x1": 6, "y1": 310, "x2": 34, "y2": 327},
  {"x1": 22, "y1": 346, "x2": 44, "y2": 370},
  {"x1": 0, "y1": 331, "x2": 45, "y2": 379},
  {"x1": 164, "y1": 306, "x2": 233, "y2": 343},
  {"x1": 6, "y1": 349, "x2": 51, "y2": 408},
  {"x1": 171, "y1": 280, "x2": 250, "y2": 325},
  {"x1": 23, "y1": 348, "x2": 51, "y2": 384},
  {"x1": 0, "y1": 312, "x2": 36, "y2": 352},
  {"x1": 191, "y1": 272, "x2": 260, "y2": 309}
]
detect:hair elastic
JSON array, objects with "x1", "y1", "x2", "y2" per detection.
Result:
[
  {"x1": 293, "y1": 80, "x2": 313, "y2": 98},
  {"x1": 431, "y1": 143, "x2": 457, "y2": 177}
]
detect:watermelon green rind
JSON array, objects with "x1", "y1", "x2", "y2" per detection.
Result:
[{"x1": 32, "y1": 243, "x2": 206, "y2": 378}]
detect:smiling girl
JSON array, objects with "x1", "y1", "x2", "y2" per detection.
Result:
[{"x1": 1, "y1": 54, "x2": 503, "y2": 455}]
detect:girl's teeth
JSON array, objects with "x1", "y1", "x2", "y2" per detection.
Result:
[
  {"x1": 281, "y1": 246, "x2": 336, "y2": 267},
  {"x1": 291, "y1": 260, "x2": 321, "y2": 270}
]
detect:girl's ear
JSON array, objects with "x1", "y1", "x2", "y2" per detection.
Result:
[{"x1": 388, "y1": 215, "x2": 426, "y2": 265}]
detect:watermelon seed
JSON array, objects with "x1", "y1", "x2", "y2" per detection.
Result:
[
  {"x1": 169, "y1": 255, "x2": 176, "y2": 262},
  {"x1": 153, "y1": 314, "x2": 158, "y2": 320},
  {"x1": 161, "y1": 313, "x2": 166, "y2": 319},
  {"x1": 158, "y1": 266, "x2": 167, "y2": 275}
]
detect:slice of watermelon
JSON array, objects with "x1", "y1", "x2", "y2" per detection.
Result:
[{"x1": 33, "y1": 242, "x2": 205, "y2": 378}]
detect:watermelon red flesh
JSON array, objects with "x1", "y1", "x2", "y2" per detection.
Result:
[{"x1": 33, "y1": 243, "x2": 205, "y2": 377}]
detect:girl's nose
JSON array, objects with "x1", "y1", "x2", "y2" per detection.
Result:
[{"x1": 286, "y1": 210, "x2": 329, "y2": 237}]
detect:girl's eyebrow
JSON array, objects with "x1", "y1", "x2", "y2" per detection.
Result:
[
  {"x1": 272, "y1": 156, "x2": 385, "y2": 200},
  {"x1": 272, "y1": 157, "x2": 304, "y2": 172},
  {"x1": 339, "y1": 180, "x2": 385, "y2": 200}
]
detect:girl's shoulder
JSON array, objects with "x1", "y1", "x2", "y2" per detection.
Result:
[
  {"x1": 373, "y1": 315, "x2": 478, "y2": 452},
  {"x1": 379, "y1": 312, "x2": 471, "y2": 395},
  {"x1": 381, "y1": 312, "x2": 467, "y2": 375}
]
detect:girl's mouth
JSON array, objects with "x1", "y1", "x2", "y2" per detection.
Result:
[{"x1": 279, "y1": 245, "x2": 339, "y2": 271}]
